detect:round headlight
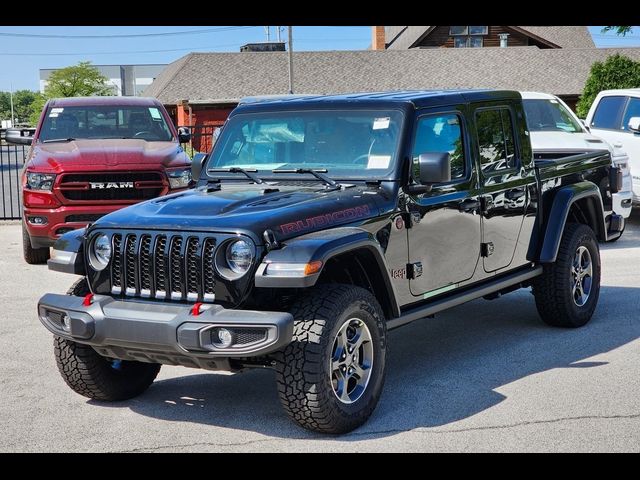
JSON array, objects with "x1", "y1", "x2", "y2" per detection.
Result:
[
  {"x1": 225, "y1": 239, "x2": 254, "y2": 275},
  {"x1": 89, "y1": 234, "x2": 112, "y2": 271}
]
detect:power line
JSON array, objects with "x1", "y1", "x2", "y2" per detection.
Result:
[
  {"x1": 0, "y1": 43, "x2": 252, "y2": 56},
  {"x1": 0, "y1": 26, "x2": 256, "y2": 39}
]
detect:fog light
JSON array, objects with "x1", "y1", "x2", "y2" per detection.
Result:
[
  {"x1": 62, "y1": 314, "x2": 71, "y2": 332},
  {"x1": 28, "y1": 216, "x2": 47, "y2": 225},
  {"x1": 213, "y1": 328, "x2": 234, "y2": 348}
]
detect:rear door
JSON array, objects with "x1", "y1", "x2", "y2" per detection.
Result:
[{"x1": 473, "y1": 104, "x2": 528, "y2": 272}]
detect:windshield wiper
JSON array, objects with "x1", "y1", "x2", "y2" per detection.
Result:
[
  {"x1": 207, "y1": 167, "x2": 264, "y2": 184},
  {"x1": 272, "y1": 168, "x2": 341, "y2": 189},
  {"x1": 42, "y1": 138, "x2": 76, "y2": 144}
]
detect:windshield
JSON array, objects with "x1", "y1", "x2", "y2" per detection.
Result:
[
  {"x1": 523, "y1": 99, "x2": 583, "y2": 133},
  {"x1": 38, "y1": 105, "x2": 174, "y2": 142},
  {"x1": 206, "y1": 109, "x2": 404, "y2": 178}
]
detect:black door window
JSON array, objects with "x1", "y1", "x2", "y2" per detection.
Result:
[
  {"x1": 621, "y1": 97, "x2": 640, "y2": 131},
  {"x1": 476, "y1": 108, "x2": 517, "y2": 173},
  {"x1": 591, "y1": 96, "x2": 626, "y2": 130},
  {"x1": 412, "y1": 113, "x2": 465, "y2": 181}
]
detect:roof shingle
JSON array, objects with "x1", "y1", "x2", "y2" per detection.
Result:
[{"x1": 143, "y1": 47, "x2": 640, "y2": 104}]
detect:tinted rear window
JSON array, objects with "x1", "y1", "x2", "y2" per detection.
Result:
[{"x1": 591, "y1": 96, "x2": 626, "y2": 129}]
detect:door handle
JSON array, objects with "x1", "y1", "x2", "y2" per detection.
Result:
[
  {"x1": 505, "y1": 188, "x2": 525, "y2": 200},
  {"x1": 458, "y1": 199, "x2": 480, "y2": 212}
]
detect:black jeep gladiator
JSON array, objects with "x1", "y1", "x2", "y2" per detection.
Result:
[{"x1": 38, "y1": 90, "x2": 623, "y2": 434}]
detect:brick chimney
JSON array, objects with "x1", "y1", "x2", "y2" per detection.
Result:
[{"x1": 372, "y1": 26, "x2": 385, "y2": 50}]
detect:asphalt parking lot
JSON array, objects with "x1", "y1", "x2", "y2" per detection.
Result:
[{"x1": 0, "y1": 215, "x2": 639, "y2": 452}]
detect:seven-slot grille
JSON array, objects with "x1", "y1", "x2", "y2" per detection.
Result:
[{"x1": 110, "y1": 233, "x2": 217, "y2": 302}]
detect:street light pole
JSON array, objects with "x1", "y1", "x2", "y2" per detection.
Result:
[
  {"x1": 288, "y1": 26, "x2": 294, "y2": 94},
  {"x1": 9, "y1": 82, "x2": 15, "y2": 127}
]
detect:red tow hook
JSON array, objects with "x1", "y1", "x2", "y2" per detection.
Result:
[
  {"x1": 191, "y1": 302, "x2": 204, "y2": 316},
  {"x1": 82, "y1": 293, "x2": 94, "y2": 307}
]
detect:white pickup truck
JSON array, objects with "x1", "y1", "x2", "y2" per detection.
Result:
[
  {"x1": 522, "y1": 92, "x2": 633, "y2": 227},
  {"x1": 585, "y1": 89, "x2": 640, "y2": 206}
]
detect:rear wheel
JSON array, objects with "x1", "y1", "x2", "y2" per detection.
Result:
[
  {"x1": 22, "y1": 221, "x2": 49, "y2": 264},
  {"x1": 533, "y1": 223, "x2": 601, "y2": 328},
  {"x1": 54, "y1": 278, "x2": 161, "y2": 401},
  {"x1": 275, "y1": 284, "x2": 387, "y2": 434}
]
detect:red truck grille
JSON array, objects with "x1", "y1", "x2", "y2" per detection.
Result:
[{"x1": 58, "y1": 172, "x2": 164, "y2": 201}]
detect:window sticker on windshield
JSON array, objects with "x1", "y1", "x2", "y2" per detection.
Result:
[
  {"x1": 373, "y1": 117, "x2": 390, "y2": 130},
  {"x1": 149, "y1": 107, "x2": 162, "y2": 119},
  {"x1": 367, "y1": 154, "x2": 391, "y2": 169},
  {"x1": 51, "y1": 108, "x2": 64, "y2": 113},
  {"x1": 49, "y1": 113, "x2": 59, "y2": 118}
]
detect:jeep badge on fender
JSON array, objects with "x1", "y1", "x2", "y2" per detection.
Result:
[{"x1": 38, "y1": 90, "x2": 621, "y2": 434}]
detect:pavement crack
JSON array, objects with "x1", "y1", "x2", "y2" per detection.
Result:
[{"x1": 111, "y1": 413, "x2": 640, "y2": 451}]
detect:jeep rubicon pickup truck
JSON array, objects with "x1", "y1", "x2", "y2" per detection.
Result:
[
  {"x1": 21, "y1": 96, "x2": 191, "y2": 264},
  {"x1": 38, "y1": 90, "x2": 623, "y2": 434}
]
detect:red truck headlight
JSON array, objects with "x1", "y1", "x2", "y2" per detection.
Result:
[
  {"x1": 167, "y1": 168, "x2": 192, "y2": 189},
  {"x1": 26, "y1": 172, "x2": 56, "y2": 191}
]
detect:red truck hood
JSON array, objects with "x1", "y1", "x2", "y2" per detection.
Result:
[{"x1": 29, "y1": 139, "x2": 189, "y2": 172}]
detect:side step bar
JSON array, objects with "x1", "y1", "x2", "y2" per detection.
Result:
[{"x1": 387, "y1": 266, "x2": 543, "y2": 330}]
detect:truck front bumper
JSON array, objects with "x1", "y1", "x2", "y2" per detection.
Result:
[{"x1": 38, "y1": 294, "x2": 294, "y2": 369}]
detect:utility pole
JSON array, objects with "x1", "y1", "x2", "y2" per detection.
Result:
[
  {"x1": 9, "y1": 82, "x2": 15, "y2": 127},
  {"x1": 264, "y1": 26, "x2": 271, "y2": 42},
  {"x1": 288, "y1": 26, "x2": 294, "y2": 94}
]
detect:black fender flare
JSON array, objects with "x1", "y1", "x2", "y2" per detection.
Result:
[
  {"x1": 47, "y1": 228, "x2": 86, "y2": 275},
  {"x1": 535, "y1": 181, "x2": 606, "y2": 263},
  {"x1": 254, "y1": 226, "x2": 400, "y2": 317}
]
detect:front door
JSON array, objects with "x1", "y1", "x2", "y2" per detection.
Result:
[
  {"x1": 474, "y1": 105, "x2": 527, "y2": 272},
  {"x1": 407, "y1": 110, "x2": 482, "y2": 298}
]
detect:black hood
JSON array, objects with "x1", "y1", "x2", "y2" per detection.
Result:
[{"x1": 94, "y1": 182, "x2": 385, "y2": 243}]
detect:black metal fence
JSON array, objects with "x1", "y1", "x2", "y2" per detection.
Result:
[
  {"x1": 179, "y1": 125, "x2": 217, "y2": 154},
  {"x1": 0, "y1": 143, "x2": 28, "y2": 220}
]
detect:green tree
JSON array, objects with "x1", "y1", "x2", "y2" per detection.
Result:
[
  {"x1": 602, "y1": 26, "x2": 633, "y2": 36},
  {"x1": 28, "y1": 93, "x2": 47, "y2": 125},
  {"x1": 44, "y1": 61, "x2": 112, "y2": 98},
  {"x1": 576, "y1": 54, "x2": 640, "y2": 118},
  {"x1": 12, "y1": 90, "x2": 39, "y2": 123},
  {"x1": 0, "y1": 91, "x2": 10, "y2": 120}
]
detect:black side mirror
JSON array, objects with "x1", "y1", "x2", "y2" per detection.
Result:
[
  {"x1": 5, "y1": 127, "x2": 35, "y2": 145},
  {"x1": 409, "y1": 152, "x2": 451, "y2": 193},
  {"x1": 178, "y1": 126, "x2": 191, "y2": 144},
  {"x1": 191, "y1": 152, "x2": 208, "y2": 182}
]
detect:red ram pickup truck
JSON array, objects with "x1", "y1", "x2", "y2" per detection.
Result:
[{"x1": 21, "y1": 96, "x2": 192, "y2": 264}]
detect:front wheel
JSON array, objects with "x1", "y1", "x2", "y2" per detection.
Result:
[
  {"x1": 275, "y1": 285, "x2": 387, "y2": 434},
  {"x1": 533, "y1": 223, "x2": 601, "y2": 328},
  {"x1": 54, "y1": 278, "x2": 161, "y2": 401}
]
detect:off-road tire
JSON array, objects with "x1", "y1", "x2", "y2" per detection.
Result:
[
  {"x1": 532, "y1": 223, "x2": 601, "y2": 328},
  {"x1": 22, "y1": 221, "x2": 49, "y2": 264},
  {"x1": 53, "y1": 278, "x2": 161, "y2": 401},
  {"x1": 275, "y1": 284, "x2": 387, "y2": 434}
]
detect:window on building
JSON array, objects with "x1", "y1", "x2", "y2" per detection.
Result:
[
  {"x1": 412, "y1": 113, "x2": 466, "y2": 180},
  {"x1": 591, "y1": 96, "x2": 626, "y2": 129},
  {"x1": 476, "y1": 108, "x2": 517, "y2": 172},
  {"x1": 450, "y1": 26, "x2": 487, "y2": 48}
]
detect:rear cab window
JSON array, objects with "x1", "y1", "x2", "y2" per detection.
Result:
[
  {"x1": 591, "y1": 96, "x2": 627, "y2": 130},
  {"x1": 475, "y1": 107, "x2": 518, "y2": 175}
]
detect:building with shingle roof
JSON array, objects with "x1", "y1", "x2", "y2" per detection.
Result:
[{"x1": 143, "y1": 26, "x2": 640, "y2": 146}]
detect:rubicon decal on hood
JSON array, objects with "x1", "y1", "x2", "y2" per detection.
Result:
[{"x1": 279, "y1": 205, "x2": 371, "y2": 235}]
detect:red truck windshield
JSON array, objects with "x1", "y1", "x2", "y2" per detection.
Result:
[{"x1": 38, "y1": 105, "x2": 174, "y2": 142}]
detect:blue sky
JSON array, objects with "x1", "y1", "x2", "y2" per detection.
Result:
[{"x1": 0, "y1": 26, "x2": 638, "y2": 92}]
